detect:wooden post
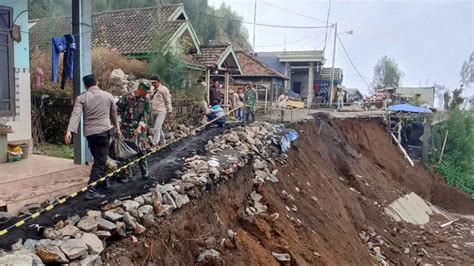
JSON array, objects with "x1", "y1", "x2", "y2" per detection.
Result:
[
  {"x1": 206, "y1": 68, "x2": 211, "y2": 104},
  {"x1": 264, "y1": 86, "x2": 268, "y2": 114},
  {"x1": 224, "y1": 72, "x2": 229, "y2": 113},
  {"x1": 397, "y1": 121, "x2": 402, "y2": 144},
  {"x1": 438, "y1": 129, "x2": 449, "y2": 165},
  {"x1": 391, "y1": 133, "x2": 414, "y2": 167}
]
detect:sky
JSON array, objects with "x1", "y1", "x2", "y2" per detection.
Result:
[{"x1": 208, "y1": 0, "x2": 473, "y2": 96}]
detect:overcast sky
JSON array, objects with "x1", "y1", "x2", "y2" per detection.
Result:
[{"x1": 208, "y1": 0, "x2": 473, "y2": 96}]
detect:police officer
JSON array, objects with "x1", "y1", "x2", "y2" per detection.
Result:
[{"x1": 65, "y1": 74, "x2": 120, "y2": 200}]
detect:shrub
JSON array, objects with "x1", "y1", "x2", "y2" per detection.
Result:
[{"x1": 30, "y1": 46, "x2": 148, "y2": 95}]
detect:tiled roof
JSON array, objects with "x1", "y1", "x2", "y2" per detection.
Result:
[
  {"x1": 29, "y1": 4, "x2": 184, "y2": 55},
  {"x1": 236, "y1": 52, "x2": 286, "y2": 78},
  {"x1": 196, "y1": 46, "x2": 229, "y2": 67}
]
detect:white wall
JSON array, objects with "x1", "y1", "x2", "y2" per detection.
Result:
[{"x1": 6, "y1": 70, "x2": 31, "y2": 143}]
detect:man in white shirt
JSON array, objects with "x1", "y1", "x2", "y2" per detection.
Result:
[
  {"x1": 150, "y1": 75, "x2": 172, "y2": 146},
  {"x1": 277, "y1": 91, "x2": 289, "y2": 122}
]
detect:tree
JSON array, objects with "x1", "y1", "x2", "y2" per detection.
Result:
[
  {"x1": 460, "y1": 52, "x2": 474, "y2": 88},
  {"x1": 443, "y1": 91, "x2": 451, "y2": 110},
  {"x1": 450, "y1": 85, "x2": 465, "y2": 110},
  {"x1": 434, "y1": 110, "x2": 474, "y2": 196},
  {"x1": 434, "y1": 83, "x2": 447, "y2": 109},
  {"x1": 372, "y1": 55, "x2": 403, "y2": 90}
]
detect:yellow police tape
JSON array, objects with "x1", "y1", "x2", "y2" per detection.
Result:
[{"x1": 0, "y1": 106, "x2": 242, "y2": 237}]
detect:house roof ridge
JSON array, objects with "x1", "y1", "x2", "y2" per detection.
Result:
[
  {"x1": 237, "y1": 51, "x2": 286, "y2": 78},
  {"x1": 27, "y1": 3, "x2": 183, "y2": 23}
]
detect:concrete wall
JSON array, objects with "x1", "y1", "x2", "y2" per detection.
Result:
[{"x1": 0, "y1": 1, "x2": 31, "y2": 143}]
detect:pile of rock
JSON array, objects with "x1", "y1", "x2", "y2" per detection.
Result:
[
  {"x1": 359, "y1": 228, "x2": 388, "y2": 266},
  {"x1": 0, "y1": 122, "x2": 294, "y2": 265}
]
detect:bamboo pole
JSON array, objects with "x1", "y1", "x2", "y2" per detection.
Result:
[
  {"x1": 397, "y1": 121, "x2": 402, "y2": 144},
  {"x1": 391, "y1": 133, "x2": 414, "y2": 167},
  {"x1": 224, "y1": 72, "x2": 230, "y2": 113},
  {"x1": 438, "y1": 129, "x2": 449, "y2": 165}
]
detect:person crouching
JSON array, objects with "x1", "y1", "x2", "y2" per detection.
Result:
[{"x1": 207, "y1": 101, "x2": 226, "y2": 127}]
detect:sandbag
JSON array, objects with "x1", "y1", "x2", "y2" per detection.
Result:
[{"x1": 109, "y1": 138, "x2": 137, "y2": 161}]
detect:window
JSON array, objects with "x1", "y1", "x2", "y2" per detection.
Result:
[{"x1": 0, "y1": 5, "x2": 14, "y2": 117}]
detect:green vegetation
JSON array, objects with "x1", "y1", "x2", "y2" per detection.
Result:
[
  {"x1": 432, "y1": 109, "x2": 474, "y2": 196},
  {"x1": 372, "y1": 55, "x2": 403, "y2": 91},
  {"x1": 430, "y1": 52, "x2": 474, "y2": 197},
  {"x1": 36, "y1": 144, "x2": 74, "y2": 159}
]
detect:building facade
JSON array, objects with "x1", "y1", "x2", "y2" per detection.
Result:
[
  {"x1": 0, "y1": 1, "x2": 32, "y2": 146},
  {"x1": 256, "y1": 50, "x2": 343, "y2": 107}
]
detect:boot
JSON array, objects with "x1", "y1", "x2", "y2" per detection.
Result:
[
  {"x1": 119, "y1": 170, "x2": 133, "y2": 183},
  {"x1": 141, "y1": 169, "x2": 154, "y2": 180},
  {"x1": 101, "y1": 179, "x2": 111, "y2": 190},
  {"x1": 85, "y1": 188, "x2": 105, "y2": 201}
]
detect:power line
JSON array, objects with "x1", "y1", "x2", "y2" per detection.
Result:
[
  {"x1": 323, "y1": 0, "x2": 332, "y2": 52},
  {"x1": 259, "y1": 0, "x2": 328, "y2": 24},
  {"x1": 256, "y1": 32, "x2": 324, "y2": 48},
  {"x1": 295, "y1": 33, "x2": 324, "y2": 50},
  {"x1": 336, "y1": 34, "x2": 371, "y2": 87},
  {"x1": 187, "y1": 10, "x2": 330, "y2": 29}
]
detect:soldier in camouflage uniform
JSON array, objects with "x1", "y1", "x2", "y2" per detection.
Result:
[
  {"x1": 244, "y1": 82, "x2": 257, "y2": 123},
  {"x1": 117, "y1": 82, "x2": 152, "y2": 181}
]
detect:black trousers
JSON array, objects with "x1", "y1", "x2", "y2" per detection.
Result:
[{"x1": 86, "y1": 130, "x2": 111, "y2": 186}]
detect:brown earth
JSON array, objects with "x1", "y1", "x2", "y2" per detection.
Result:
[{"x1": 103, "y1": 116, "x2": 474, "y2": 265}]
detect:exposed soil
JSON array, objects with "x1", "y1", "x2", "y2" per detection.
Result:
[
  {"x1": 102, "y1": 116, "x2": 474, "y2": 265},
  {"x1": 0, "y1": 126, "x2": 228, "y2": 249}
]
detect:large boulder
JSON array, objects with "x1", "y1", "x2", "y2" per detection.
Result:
[
  {"x1": 103, "y1": 211, "x2": 123, "y2": 222},
  {"x1": 122, "y1": 200, "x2": 140, "y2": 212},
  {"x1": 59, "y1": 224, "x2": 80, "y2": 237},
  {"x1": 81, "y1": 233, "x2": 104, "y2": 254},
  {"x1": 137, "y1": 205, "x2": 153, "y2": 218},
  {"x1": 60, "y1": 239, "x2": 88, "y2": 260},
  {"x1": 77, "y1": 216, "x2": 99, "y2": 232},
  {"x1": 70, "y1": 254, "x2": 102, "y2": 266},
  {"x1": 98, "y1": 218, "x2": 117, "y2": 231},
  {"x1": 0, "y1": 254, "x2": 34, "y2": 265},
  {"x1": 36, "y1": 244, "x2": 69, "y2": 264}
]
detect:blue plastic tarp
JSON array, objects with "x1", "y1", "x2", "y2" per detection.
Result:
[
  {"x1": 388, "y1": 104, "x2": 432, "y2": 113},
  {"x1": 280, "y1": 129, "x2": 299, "y2": 154},
  {"x1": 288, "y1": 90, "x2": 302, "y2": 101}
]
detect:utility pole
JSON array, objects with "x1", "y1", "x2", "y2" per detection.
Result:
[
  {"x1": 329, "y1": 23, "x2": 337, "y2": 108},
  {"x1": 252, "y1": 0, "x2": 257, "y2": 56}
]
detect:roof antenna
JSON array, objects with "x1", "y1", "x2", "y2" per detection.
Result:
[{"x1": 284, "y1": 35, "x2": 287, "y2": 52}]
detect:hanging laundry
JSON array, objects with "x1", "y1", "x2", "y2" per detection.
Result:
[{"x1": 51, "y1": 34, "x2": 76, "y2": 89}]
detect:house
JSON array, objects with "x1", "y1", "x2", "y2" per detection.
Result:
[
  {"x1": 0, "y1": 1, "x2": 32, "y2": 155},
  {"x1": 29, "y1": 4, "x2": 203, "y2": 66},
  {"x1": 233, "y1": 52, "x2": 287, "y2": 106},
  {"x1": 344, "y1": 88, "x2": 364, "y2": 103},
  {"x1": 255, "y1": 50, "x2": 343, "y2": 107},
  {"x1": 29, "y1": 4, "x2": 248, "y2": 106},
  {"x1": 0, "y1": 0, "x2": 91, "y2": 215},
  {"x1": 395, "y1": 87, "x2": 435, "y2": 107}
]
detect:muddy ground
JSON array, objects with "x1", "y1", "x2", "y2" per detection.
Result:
[
  {"x1": 102, "y1": 117, "x2": 474, "y2": 265},
  {"x1": 0, "y1": 126, "x2": 228, "y2": 249}
]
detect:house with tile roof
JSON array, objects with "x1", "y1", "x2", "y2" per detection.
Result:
[
  {"x1": 233, "y1": 52, "x2": 287, "y2": 106},
  {"x1": 29, "y1": 4, "x2": 203, "y2": 67}
]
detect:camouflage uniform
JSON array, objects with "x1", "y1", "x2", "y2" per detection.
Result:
[
  {"x1": 244, "y1": 88, "x2": 257, "y2": 123},
  {"x1": 117, "y1": 93, "x2": 151, "y2": 178}
]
